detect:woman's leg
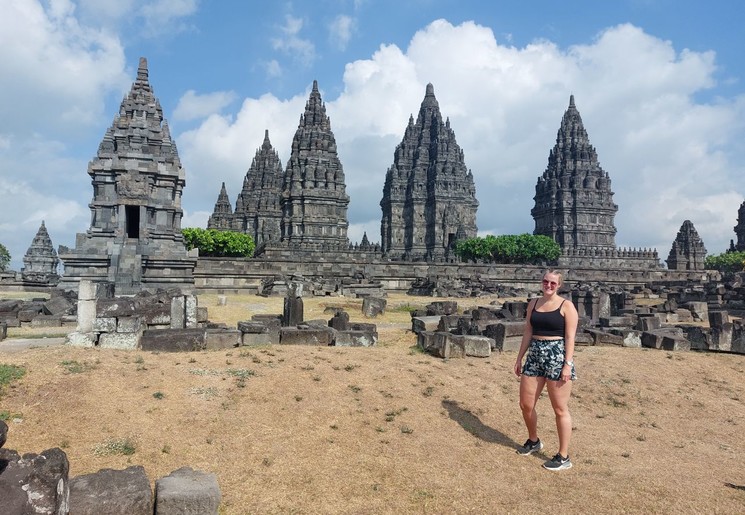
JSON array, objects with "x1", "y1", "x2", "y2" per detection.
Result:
[
  {"x1": 519, "y1": 375, "x2": 546, "y2": 441},
  {"x1": 546, "y1": 379, "x2": 573, "y2": 456}
]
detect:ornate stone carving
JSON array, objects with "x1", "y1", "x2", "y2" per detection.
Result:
[
  {"x1": 21, "y1": 221, "x2": 59, "y2": 284},
  {"x1": 207, "y1": 182, "x2": 234, "y2": 230},
  {"x1": 667, "y1": 220, "x2": 707, "y2": 270},
  {"x1": 280, "y1": 81, "x2": 350, "y2": 249},
  {"x1": 532, "y1": 95, "x2": 618, "y2": 251},
  {"x1": 380, "y1": 83, "x2": 478, "y2": 261}
]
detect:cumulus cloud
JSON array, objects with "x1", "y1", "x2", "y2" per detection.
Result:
[
  {"x1": 76, "y1": 0, "x2": 199, "y2": 38},
  {"x1": 177, "y1": 19, "x2": 745, "y2": 256},
  {"x1": 173, "y1": 90, "x2": 238, "y2": 121}
]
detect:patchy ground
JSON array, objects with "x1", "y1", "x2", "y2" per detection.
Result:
[{"x1": 1, "y1": 293, "x2": 744, "y2": 514}]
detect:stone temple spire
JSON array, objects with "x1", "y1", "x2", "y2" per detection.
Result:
[
  {"x1": 59, "y1": 56, "x2": 195, "y2": 293},
  {"x1": 380, "y1": 83, "x2": 478, "y2": 261},
  {"x1": 233, "y1": 130, "x2": 284, "y2": 247},
  {"x1": 280, "y1": 81, "x2": 349, "y2": 249},
  {"x1": 207, "y1": 182, "x2": 234, "y2": 230},
  {"x1": 22, "y1": 221, "x2": 59, "y2": 284},
  {"x1": 667, "y1": 220, "x2": 707, "y2": 270},
  {"x1": 532, "y1": 95, "x2": 618, "y2": 250}
]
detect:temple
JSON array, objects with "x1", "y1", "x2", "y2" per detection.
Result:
[
  {"x1": 380, "y1": 83, "x2": 478, "y2": 261},
  {"x1": 232, "y1": 130, "x2": 284, "y2": 248},
  {"x1": 532, "y1": 95, "x2": 618, "y2": 250},
  {"x1": 206, "y1": 182, "x2": 233, "y2": 231},
  {"x1": 667, "y1": 220, "x2": 707, "y2": 270},
  {"x1": 21, "y1": 221, "x2": 59, "y2": 285},
  {"x1": 58, "y1": 57, "x2": 196, "y2": 293}
]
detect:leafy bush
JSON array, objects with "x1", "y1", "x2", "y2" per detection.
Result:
[
  {"x1": 182, "y1": 228, "x2": 255, "y2": 257},
  {"x1": 454, "y1": 234, "x2": 561, "y2": 264},
  {"x1": 0, "y1": 243, "x2": 10, "y2": 271},
  {"x1": 704, "y1": 251, "x2": 745, "y2": 273}
]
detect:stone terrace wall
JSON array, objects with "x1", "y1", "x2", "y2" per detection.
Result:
[{"x1": 194, "y1": 256, "x2": 715, "y2": 294}]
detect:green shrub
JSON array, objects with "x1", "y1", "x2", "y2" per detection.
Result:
[
  {"x1": 704, "y1": 251, "x2": 745, "y2": 273},
  {"x1": 455, "y1": 234, "x2": 561, "y2": 264},
  {"x1": 182, "y1": 228, "x2": 255, "y2": 257}
]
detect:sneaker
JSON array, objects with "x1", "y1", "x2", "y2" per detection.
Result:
[
  {"x1": 516, "y1": 438, "x2": 544, "y2": 455},
  {"x1": 542, "y1": 453, "x2": 572, "y2": 471}
]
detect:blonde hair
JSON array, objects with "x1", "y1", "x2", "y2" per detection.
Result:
[{"x1": 542, "y1": 269, "x2": 563, "y2": 286}]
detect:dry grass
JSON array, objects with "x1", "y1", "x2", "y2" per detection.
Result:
[{"x1": 1, "y1": 293, "x2": 744, "y2": 514}]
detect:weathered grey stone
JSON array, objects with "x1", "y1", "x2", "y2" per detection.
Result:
[
  {"x1": 585, "y1": 328, "x2": 624, "y2": 346},
  {"x1": 328, "y1": 311, "x2": 349, "y2": 331},
  {"x1": 661, "y1": 334, "x2": 690, "y2": 351},
  {"x1": 241, "y1": 332, "x2": 279, "y2": 346},
  {"x1": 426, "y1": 332, "x2": 466, "y2": 359},
  {"x1": 426, "y1": 301, "x2": 458, "y2": 316},
  {"x1": 155, "y1": 467, "x2": 220, "y2": 515},
  {"x1": 18, "y1": 308, "x2": 41, "y2": 323},
  {"x1": 622, "y1": 330, "x2": 642, "y2": 348},
  {"x1": 380, "y1": 83, "x2": 478, "y2": 261},
  {"x1": 279, "y1": 326, "x2": 334, "y2": 346},
  {"x1": 0, "y1": 420, "x2": 7, "y2": 448},
  {"x1": 97, "y1": 298, "x2": 136, "y2": 318},
  {"x1": 411, "y1": 316, "x2": 441, "y2": 334},
  {"x1": 92, "y1": 317, "x2": 117, "y2": 332},
  {"x1": 502, "y1": 301, "x2": 528, "y2": 320},
  {"x1": 0, "y1": 448, "x2": 69, "y2": 515},
  {"x1": 117, "y1": 316, "x2": 143, "y2": 333},
  {"x1": 185, "y1": 295, "x2": 198, "y2": 328},
  {"x1": 709, "y1": 310, "x2": 730, "y2": 328},
  {"x1": 69, "y1": 466, "x2": 152, "y2": 515},
  {"x1": 335, "y1": 329, "x2": 377, "y2": 347},
  {"x1": 22, "y1": 221, "x2": 60, "y2": 285},
  {"x1": 66, "y1": 331, "x2": 98, "y2": 347},
  {"x1": 197, "y1": 306, "x2": 208, "y2": 323},
  {"x1": 599, "y1": 316, "x2": 635, "y2": 328},
  {"x1": 484, "y1": 321, "x2": 524, "y2": 352},
  {"x1": 636, "y1": 315, "x2": 661, "y2": 331},
  {"x1": 30, "y1": 315, "x2": 62, "y2": 327},
  {"x1": 76, "y1": 299, "x2": 96, "y2": 333},
  {"x1": 99, "y1": 331, "x2": 141, "y2": 350},
  {"x1": 282, "y1": 294, "x2": 303, "y2": 327},
  {"x1": 0, "y1": 322, "x2": 6, "y2": 341},
  {"x1": 141, "y1": 329, "x2": 206, "y2": 352},
  {"x1": 686, "y1": 301, "x2": 709, "y2": 322},
  {"x1": 451, "y1": 334, "x2": 492, "y2": 357},
  {"x1": 641, "y1": 328, "x2": 685, "y2": 350},
  {"x1": 667, "y1": 220, "x2": 707, "y2": 271},
  {"x1": 171, "y1": 296, "x2": 185, "y2": 329},
  {"x1": 43, "y1": 295, "x2": 73, "y2": 316},
  {"x1": 710, "y1": 323, "x2": 733, "y2": 351},
  {"x1": 77, "y1": 280, "x2": 97, "y2": 301},
  {"x1": 362, "y1": 296, "x2": 386, "y2": 318},
  {"x1": 205, "y1": 329, "x2": 240, "y2": 350}
]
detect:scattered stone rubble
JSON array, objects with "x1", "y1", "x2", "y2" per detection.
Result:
[
  {"x1": 0, "y1": 290, "x2": 77, "y2": 331},
  {"x1": 0, "y1": 420, "x2": 221, "y2": 515},
  {"x1": 413, "y1": 277, "x2": 745, "y2": 359}
]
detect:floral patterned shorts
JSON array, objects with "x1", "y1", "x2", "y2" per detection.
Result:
[{"x1": 522, "y1": 338, "x2": 577, "y2": 381}]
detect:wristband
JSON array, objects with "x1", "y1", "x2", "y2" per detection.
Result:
[{"x1": 563, "y1": 360, "x2": 574, "y2": 367}]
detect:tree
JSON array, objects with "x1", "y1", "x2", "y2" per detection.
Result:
[
  {"x1": 455, "y1": 234, "x2": 561, "y2": 264},
  {"x1": 704, "y1": 251, "x2": 745, "y2": 273},
  {"x1": 0, "y1": 243, "x2": 10, "y2": 271},
  {"x1": 182, "y1": 228, "x2": 255, "y2": 258}
]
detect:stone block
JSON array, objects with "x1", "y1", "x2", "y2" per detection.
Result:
[
  {"x1": 661, "y1": 335, "x2": 690, "y2": 351},
  {"x1": 140, "y1": 329, "x2": 207, "y2": 352},
  {"x1": 29, "y1": 315, "x2": 61, "y2": 327},
  {"x1": 328, "y1": 311, "x2": 349, "y2": 331},
  {"x1": 641, "y1": 328, "x2": 685, "y2": 350},
  {"x1": 622, "y1": 330, "x2": 642, "y2": 348},
  {"x1": 43, "y1": 296, "x2": 73, "y2": 316},
  {"x1": 117, "y1": 316, "x2": 143, "y2": 333},
  {"x1": 251, "y1": 314, "x2": 282, "y2": 326},
  {"x1": 686, "y1": 301, "x2": 709, "y2": 322},
  {"x1": 484, "y1": 321, "x2": 524, "y2": 352},
  {"x1": 78, "y1": 279, "x2": 97, "y2": 301},
  {"x1": 426, "y1": 332, "x2": 465, "y2": 359},
  {"x1": 241, "y1": 332, "x2": 279, "y2": 346},
  {"x1": 350, "y1": 322, "x2": 377, "y2": 332},
  {"x1": 155, "y1": 467, "x2": 221, "y2": 515},
  {"x1": 93, "y1": 317, "x2": 117, "y2": 332},
  {"x1": 438, "y1": 314, "x2": 469, "y2": 332},
  {"x1": 69, "y1": 465, "x2": 152, "y2": 515},
  {"x1": 599, "y1": 316, "x2": 635, "y2": 328},
  {"x1": 17, "y1": 309, "x2": 40, "y2": 323},
  {"x1": 710, "y1": 323, "x2": 733, "y2": 351},
  {"x1": 709, "y1": 310, "x2": 730, "y2": 328},
  {"x1": 0, "y1": 322, "x2": 6, "y2": 341},
  {"x1": 76, "y1": 299, "x2": 96, "y2": 333},
  {"x1": 426, "y1": 301, "x2": 458, "y2": 316},
  {"x1": 585, "y1": 328, "x2": 624, "y2": 346},
  {"x1": 675, "y1": 309, "x2": 693, "y2": 323},
  {"x1": 362, "y1": 296, "x2": 387, "y2": 318},
  {"x1": 97, "y1": 298, "x2": 136, "y2": 317},
  {"x1": 280, "y1": 326, "x2": 334, "y2": 346},
  {"x1": 138, "y1": 303, "x2": 171, "y2": 326},
  {"x1": 502, "y1": 301, "x2": 528, "y2": 319},
  {"x1": 99, "y1": 331, "x2": 141, "y2": 350},
  {"x1": 170, "y1": 296, "x2": 185, "y2": 329},
  {"x1": 283, "y1": 296, "x2": 304, "y2": 326},
  {"x1": 185, "y1": 295, "x2": 198, "y2": 328},
  {"x1": 636, "y1": 315, "x2": 661, "y2": 331},
  {"x1": 335, "y1": 329, "x2": 377, "y2": 347},
  {"x1": 417, "y1": 331, "x2": 437, "y2": 353},
  {"x1": 411, "y1": 316, "x2": 441, "y2": 334},
  {"x1": 0, "y1": 448, "x2": 69, "y2": 515},
  {"x1": 205, "y1": 329, "x2": 240, "y2": 350},
  {"x1": 0, "y1": 315, "x2": 20, "y2": 328},
  {"x1": 1, "y1": 419, "x2": 6, "y2": 447},
  {"x1": 66, "y1": 331, "x2": 98, "y2": 348},
  {"x1": 452, "y1": 334, "x2": 492, "y2": 357},
  {"x1": 197, "y1": 307, "x2": 208, "y2": 323}
]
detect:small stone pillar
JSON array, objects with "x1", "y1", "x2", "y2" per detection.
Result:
[{"x1": 282, "y1": 283, "x2": 304, "y2": 327}]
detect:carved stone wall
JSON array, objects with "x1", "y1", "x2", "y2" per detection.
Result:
[
  {"x1": 58, "y1": 57, "x2": 195, "y2": 294},
  {"x1": 380, "y1": 84, "x2": 478, "y2": 261},
  {"x1": 733, "y1": 201, "x2": 745, "y2": 251}
]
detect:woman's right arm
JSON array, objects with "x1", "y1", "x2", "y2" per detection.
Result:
[{"x1": 514, "y1": 299, "x2": 535, "y2": 376}]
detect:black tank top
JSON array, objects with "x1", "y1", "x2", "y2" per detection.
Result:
[{"x1": 530, "y1": 300, "x2": 566, "y2": 337}]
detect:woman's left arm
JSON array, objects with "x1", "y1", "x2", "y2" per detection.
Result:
[{"x1": 562, "y1": 299, "x2": 579, "y2": 364}]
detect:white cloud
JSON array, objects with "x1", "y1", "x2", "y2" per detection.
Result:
[
  {"x1": 173, "y1": 90, "x2": 238, "y2": 121},
  {"x1": 77, "y1": 0, "x2": 199, "y2": 38},
  {"x1": 272, "y1": 14, "x2": 316, "y2": 65},
  {"x1": 266, "y1": 59, "x2": 282, "y2": 78},
  {"x1": 329, "y1": 14, "x2": 356, "y2": 51}
]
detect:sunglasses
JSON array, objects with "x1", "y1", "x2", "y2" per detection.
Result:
[{"x1": 542, "y1": 279, "x2": 559, "y2": 287}]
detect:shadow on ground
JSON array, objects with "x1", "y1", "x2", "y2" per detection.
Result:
[{"x1": 442, "y1": 399, "x2": 518, "y2": 449}]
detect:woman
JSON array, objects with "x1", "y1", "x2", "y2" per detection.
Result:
[{"x1": 514, "y1": 270, "x2": 578, "y2": 471}]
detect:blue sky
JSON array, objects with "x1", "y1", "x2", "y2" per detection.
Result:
[{"x1": 1, "y1": 0, "x2": 744, "y2": 270}]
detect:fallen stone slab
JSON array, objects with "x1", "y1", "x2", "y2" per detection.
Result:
[
  {"x1": 141, "y1": 328, "x2": 207, "y2": 352},
  {"x1": 69, "y1": 465, "x2": 152, "y2": 515},
  {"x1": 484, "y1": 321, "x2": 524, "y2": 352},
  {"x1": 205, "y1": 329, "x2": 240, "y2": 350},
  {"x1": 335, "y1": 329, "x2": 377, "y2": 347},
  {"x1": 411, "y1": 316, "x2": 441, "y2": 334},
  {"x1": 0, "y1": 447, "x2": 69, "y2": 515},
  {"x1": 362, "y1": 296, "x2": 387, "y2": 318},
  {"x1": 155, "y1": 467, "x2": 220, "y2": 515},
  {"x1": 280, "y1": 326, "x2": 335, "y2": 346},
  {"x1": 451, "y1": 334, "x2": 492, "y2": 357}
]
